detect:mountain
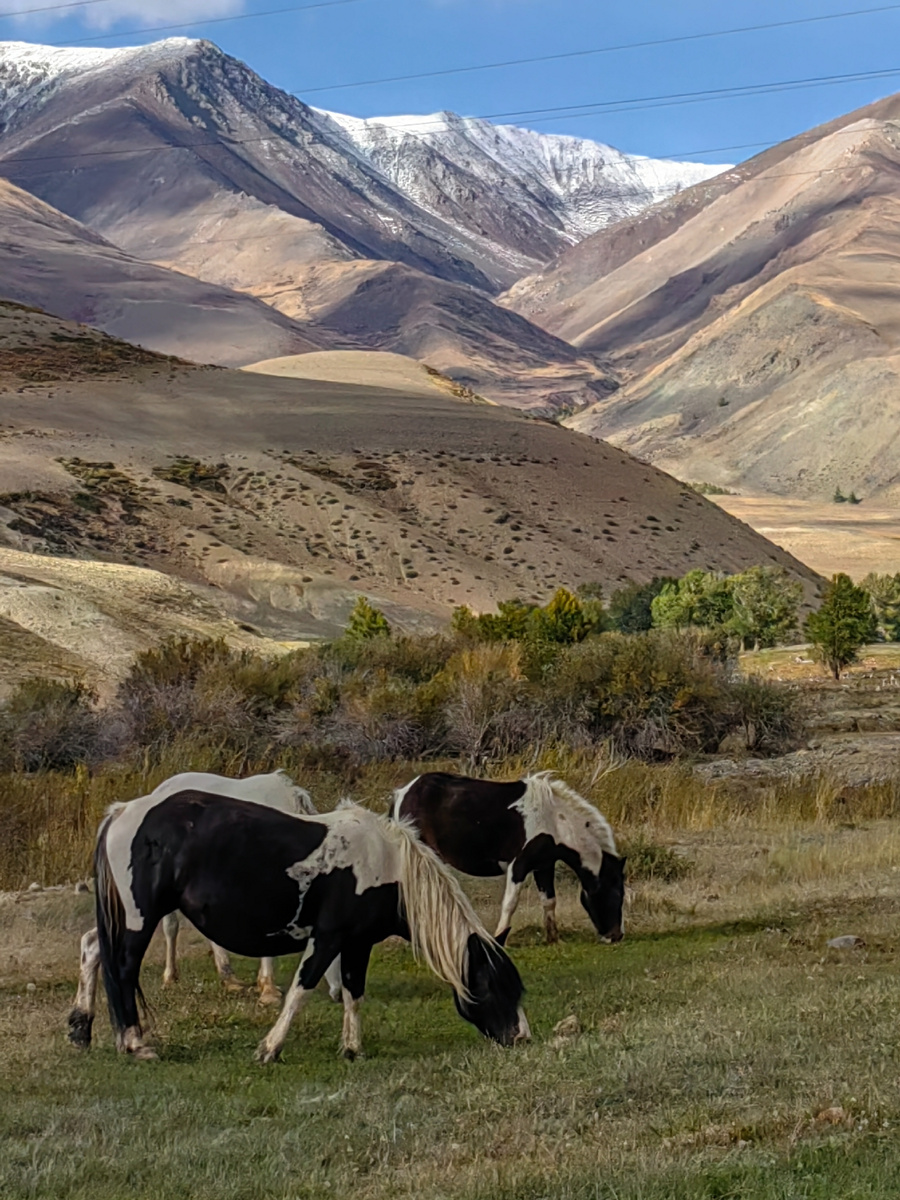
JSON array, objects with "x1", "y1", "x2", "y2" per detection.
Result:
[
  {"x1": 0, "y1": 39, "x2": 724, "y2": 294},
  {"x1": 0, "y1": 175, "x2": 323, "y2": 365},
  {"x1": 0, "y1": 299, "x2": 818, "y2": 687},
  {"x1": 502, "y1": 92, "x2": 900, "y2": 500}
]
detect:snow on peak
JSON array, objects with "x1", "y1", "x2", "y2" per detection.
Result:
[{"x1": 316, "y1": 106, "x2": 728, "y2": 241}]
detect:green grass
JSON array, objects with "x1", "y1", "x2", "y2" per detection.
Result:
[{"x1": 3, "y1": 879, "x2": 900, "y2": 1199}]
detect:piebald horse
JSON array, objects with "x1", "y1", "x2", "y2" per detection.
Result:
[
  {"x1": 69, "y1": 771, "x2": 342, "y2": 1049},
  {"x1": 89, "y1": 792, "x2": 530, "y2": 1060},
  {"x1": 394, "y1": 771, "x2": 626, "y2": 944}
]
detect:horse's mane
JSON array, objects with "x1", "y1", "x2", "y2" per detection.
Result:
[
  {"x1": 524, "y1": 771, "x2": 618, "y2": 856},
  {"x1": 382, "y1": 815, "x2": 494, "y2": 1002}
]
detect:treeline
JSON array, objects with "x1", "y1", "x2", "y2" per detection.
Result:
[{"x1": 453, "y1": 565, "x2": 803, "y2": 650}]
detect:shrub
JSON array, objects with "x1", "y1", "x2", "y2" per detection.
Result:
[
  {"x1": 545, "y1": 630, "x2": 735, "y2": 759},
  {"x1": 619, "y1": 832, "x2": 693, "y2": 882},
  {"x1": 729, "y1": 677, "x2": 805, "y2": 754},
  {"x1": 0, "y1": 679, "x2": 101, "y2": 772}
]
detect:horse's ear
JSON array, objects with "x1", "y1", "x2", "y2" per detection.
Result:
[{"x1": 495, "y1": 928, "x2": 511, "y2": 947}]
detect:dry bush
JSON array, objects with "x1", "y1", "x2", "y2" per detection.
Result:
[{"x1": 0, "y1": 680, "x2": 103, "y2": 772}]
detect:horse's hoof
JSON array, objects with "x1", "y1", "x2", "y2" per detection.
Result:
[
  {"x1": 162, "y1": 975, "x2": 178, "y2": 989},
  {"x1": 341, "y1": 1047, "x2": 363, "y2": 1061},
  {"x1": 131, "y1": 1046, "x2": 158, "y2": 1062},
  {"x1": 257, "y1": 986, "x2": 283, "y2": 1008},
  {"x1": 221, "y1": 976, "x2": 249, "y2": 994},
  {"x1": 255, "y1": 1041, "x2": 280, "y2": 1065},
  {"x1": 328, "y1": 988, "x2": 343, "y2": 1004},
  {"x1": 67, "y1": 1009, "x2": 93, "y2": 1049}
]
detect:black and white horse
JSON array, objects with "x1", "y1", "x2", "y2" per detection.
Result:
[
  {"x1": 89, "y1": 791, "x2": 529, "y2": 1061},
  {"x1": 393, "y1": 771, "x2": 626, "y2": 944},
  {"x1": 69, "y1": 771, "x2": 343, "y2": 1048}
]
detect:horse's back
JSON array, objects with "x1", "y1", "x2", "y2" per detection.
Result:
[
  {"x1": 395, "y1": 773, "x2": 528, "y2": 875},
  {"x1": 148, "y1": 770, "x2": 313, "y2": 815}
]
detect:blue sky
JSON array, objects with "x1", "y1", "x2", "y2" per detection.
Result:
[{"x1": 4, "y1": 0, "x2": 900, "y2": 163}]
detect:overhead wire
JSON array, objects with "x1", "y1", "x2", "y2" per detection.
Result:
[
  {"x1": 3, "y1": 62, "x2": 900, "y2": 166},
  {"x1": 0, "y1": 0, "x2": 369, "y2": 38}
]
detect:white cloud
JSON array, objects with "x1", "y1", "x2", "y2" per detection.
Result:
[{"x1": 6, "y1": 0, "x2": 245, "y2": 33}]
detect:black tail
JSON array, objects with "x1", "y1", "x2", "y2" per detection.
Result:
[{"x1": 94, "y1": 816, "x2": 146, "y2": 1038}]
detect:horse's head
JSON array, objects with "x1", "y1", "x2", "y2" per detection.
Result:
[
  {"x1": 453, "y1": 933, "x2": 530, "y2": 1046},
  {"x1": 580, "y1": 851, "x2": 626, "y2": 942}
]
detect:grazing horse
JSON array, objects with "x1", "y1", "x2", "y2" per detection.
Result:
[
  {"x1": 393, "y1": 771, "x2": 626, "y2": 944},
  {"x1": 69, "y1": 771, "x2": 341, "y2": 1048},
  {"x1": 89, "y1": 793, "x2": 530, "y2": 1061}
]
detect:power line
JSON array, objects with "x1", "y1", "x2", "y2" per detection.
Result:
[
  {"x1": 297, "y1": 2, "x2": 900, "y2": 95},
  {"x1": 0, "y1": 0, "x2": 369, "y2": 40},
  {"x1": 2, "y1": 63, "x2": 900, "y2": 165}
]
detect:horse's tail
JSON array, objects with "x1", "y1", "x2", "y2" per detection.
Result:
[
  {"x1": 94, "y1": 813, "x2": 145, "y2": 1038},
  {"x1": 391, "y1": 820, "x2": 493, "y2": 1002}
]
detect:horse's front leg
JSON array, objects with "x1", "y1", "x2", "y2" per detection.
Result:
[
  {"x1": 68, "y1": 927, "x2": 100, "y2": 1047},
  {"x1": 495, "y1": 863, "x2": 525, "y2": 941},
  {"x1": 256, "y1": 936, "x2": 341, "y2": 1064},
  {"x1": 337, "y1": 942, "x2": 372, "y2": 1060},
  {"x1": 256, "y1": 958, "x2": 282, "y2": 1007},
  {"x1": 533, "y1": 864, "x2": 559, "y2": 944}
]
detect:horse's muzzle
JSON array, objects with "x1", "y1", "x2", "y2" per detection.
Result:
[{"x1": 600, "y1": 929, "x2": 624, "y2": 944}]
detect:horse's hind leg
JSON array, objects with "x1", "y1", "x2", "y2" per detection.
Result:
[
  {"x1": 68, "y1": 927, "x2": 100, "y2": 1048},
  {"x1": 256, "y1": 958, "x2": 282, "y2": 1007},
  {"x1": 162, "y1": 912, "x2": 179, "y2": 986},
  {"x1": 106, "y1": 927, "x2": 158, "y2": 1060},
  {"x1": 210, "y1": 941, "x2": 246, "y2": 992},
  {"x1": 533, "y1": 864, "x2": 559, "y2": 944},
  {"x1": 325, "y1": 955, "x2": 343, "y2": 1003},
  {"x1": 256, "y1": 936, "x2": 341, "y2": 1064}
]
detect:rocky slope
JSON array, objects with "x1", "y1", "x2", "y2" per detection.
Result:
[{"x1": 503, "y1": 92, "x2": 900, "y2": 500}]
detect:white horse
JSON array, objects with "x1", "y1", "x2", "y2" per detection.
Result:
[{"x1": 69, "y1": 771, "x2": 343, "y2": 1048}]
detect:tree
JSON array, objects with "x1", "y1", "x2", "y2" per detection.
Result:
[
  {"x1": 346, "y1": 596, "x2": 391, "y2": 640},
  {"x1": 608, "y1": 577, "x2": 675, "y2": 633},
  {"x1": 804, "y1": 574, "x2": 875, "y2": 679},
  {"x1": 650, "y1": 570, "x2": 734, "y2": 630},
  {"x1": 729, "y1": 566, "x2": 803, "y2": 649},
  {"x1": 860, "y1": 572, "x2": 900, "y2": 641}
]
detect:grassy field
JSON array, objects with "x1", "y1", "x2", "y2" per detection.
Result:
[{"x1": 3, "y1": 815, "x2": 900, "y2": 1200}]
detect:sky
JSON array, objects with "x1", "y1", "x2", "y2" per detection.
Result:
[{"x1": 3, "y1": 0, "x2": 900, "y2": 163}]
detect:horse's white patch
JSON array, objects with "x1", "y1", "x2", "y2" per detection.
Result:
[
  {"x1": 392, "y1": 776, "x2": 420, "y2": 821},
  {"x1": 103, "y1": 771, "x2": 319, "y2": 932},
  {"x1": 285, "y1": 807, "x2": 403, "y2": 900},
  {"x1": 513, "y1": 773, "x2": 616, "y2": 876}
]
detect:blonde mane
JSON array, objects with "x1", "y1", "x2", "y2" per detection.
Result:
[
  {"x1": 523, "y1": 771, "x2": 618, "y2": 856},
  {"x1": 383, "y1": 817, "x2": 495, "y2": 1001}
]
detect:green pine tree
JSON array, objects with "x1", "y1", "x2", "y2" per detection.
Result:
[
  {"x1": 804, "y1": 574, "x2": 875, "y2": 679},
  {"x1": 345, "y1": 596, "x2": 391, "y2": 640}
]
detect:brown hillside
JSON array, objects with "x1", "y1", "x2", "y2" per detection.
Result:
[
  {"x1": 0, "y1": 304, "x2": 818, "y2": 683},
  {"x1": 503, "y1": 94, "x2": 900, "y2": 500},
  {"x1": 0, "y1": 179, "x2": 324, "y2": 366}
]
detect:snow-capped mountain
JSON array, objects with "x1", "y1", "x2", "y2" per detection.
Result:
[
  {"x1": 0, "y1": 39, "x2": 727, "y2": 292},
  {"x1": 318, "y1": 108, "x2": 724, "y2": 243}
]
